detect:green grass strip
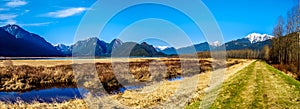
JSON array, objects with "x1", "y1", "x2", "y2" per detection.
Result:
[
  {"x1": 186, "y1": 61, "x2": 256, "y2": 109},
  {"x1": 264, "y1": 61, "x2": 300, "y2": 91}
]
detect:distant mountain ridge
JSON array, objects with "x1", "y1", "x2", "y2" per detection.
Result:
[
  {"x1": 0, "y1": 24, "x2": 164, "y2": 57},
  {"x1": 55, "y1": 38, "x2": 165, "y2": 57},
  {"x1": 0, "y1": 24, "x2": 274, "y2": 57},
  {"x1": 158, "y1": 33, "x2": 274, "y2": 55},
  {"x1": 54, "y1": 44, "x2": 71, "y2": 56}
]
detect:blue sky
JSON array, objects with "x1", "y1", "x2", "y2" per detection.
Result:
[{"x1": 0, "y1": 0, "x2": 297, "y2": 47}]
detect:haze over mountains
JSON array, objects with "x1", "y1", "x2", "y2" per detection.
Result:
[{"x1": 0, "y1": 24, "x2": 273, "y2": 57}]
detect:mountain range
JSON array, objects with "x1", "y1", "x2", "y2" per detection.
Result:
[
  {"x1": 157, "y1": 33, "x2": 273, "y2": 55},
  {"x1": 55, "y1": 37, "x2": 165, "y2": 57},
  {"x1": 0, "y1": 24, "x2": 274, "y2": 57}
]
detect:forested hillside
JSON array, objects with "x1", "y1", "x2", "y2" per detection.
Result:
[{"x1": 270, "y1": 3, "x2": 300, "y2": 79}]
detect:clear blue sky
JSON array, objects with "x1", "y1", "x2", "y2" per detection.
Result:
[{"x1": 0, "y1": 0, "x2": 296, "y2": 46}]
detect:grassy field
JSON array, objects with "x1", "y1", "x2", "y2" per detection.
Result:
[{"x1": 186, "y1": 61, "x2": 300, "y2": 109}]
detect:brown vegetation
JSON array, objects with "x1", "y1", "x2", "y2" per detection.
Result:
[
  {"x1": 198, "y1": 48, "x2": 270, "y2": 60},
  {"x1": 0, "y1": 99, "x2": 88, "y2": 109},
  {"x1": 0, "y1": 58, "x2": 247, "y2": 108},
  {"x1": 0, "y1": 64, "x2": 75, "y2": 92},
  {"x1": 0, "y1": 58, "x2": 226, "y2": 93},
  {"x1": 0, "y1": 58, "x2": 241, "y2": 93}
]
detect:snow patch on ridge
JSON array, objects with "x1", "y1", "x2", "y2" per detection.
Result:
[{"x1": 245, "y1": 33, "x2": 274, "y2": 43}]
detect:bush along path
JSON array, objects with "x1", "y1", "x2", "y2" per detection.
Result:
[{"x1": 187, "y1": 61, "x2": 300, "y2": 109}]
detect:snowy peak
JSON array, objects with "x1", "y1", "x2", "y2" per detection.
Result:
[
  {"x1": 209, "y1": 41, "x2": 221, "y2": 47},
  {"x1": 2, "y1": 24, "x2": 21, "y2": 32},
  {"x1": 2, "y1": 24, "x2": 31, "y2": 39},
  {"x1": 155, "y1": 46, "x2": 170, "y2": 51},
  {"x1": 245, "y1": 33, "x2": 274, "y2": 43}
]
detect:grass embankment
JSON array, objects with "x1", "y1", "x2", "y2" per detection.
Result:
[{"x1": 187, "y1": 61, "x2": 300, "y2": 109}]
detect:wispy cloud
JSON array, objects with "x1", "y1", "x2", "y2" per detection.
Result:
[
  {"x1": 0, "y1": 14, "x2": 18, "y2": 25},
  {"x1": 24, "y1": 10, "x2": 30, "y2": 13},
  {"x1": 43, "y1": 7, "x2": 87, "y2": 18},
  {"x1": 0, "y1": 14, "x2": 18, "y2": 20},
  {"x1": 0, "y1": 19, "x2": 17, "y2": 26},
  {"x1": 6, "y1": 0, "x2": 28, "y2": 7},
  {"x1": 20, "y1": 22, "x2": 52, "y2": 27},
  {"x1": 6, "y1": 19, "x2": 17, "y2": 24},
  {"x1": 0, "y1": 8, "x2": 8, "y2": 11}
]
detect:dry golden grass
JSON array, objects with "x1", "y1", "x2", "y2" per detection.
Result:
[
  {"x1": 0, "y1": 58, "x2": 219, "y2": 92},
  {"x1": 0, "y1": 99, "x2": 88, "y2": 109},
  {"x1": 0, "y1": 58, "x2": 248, "y2": 109},
  {"x1": 7, "y1": 58, "x2": 169, "y2": 67}
]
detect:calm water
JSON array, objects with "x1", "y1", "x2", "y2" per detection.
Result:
[
  {"x1": 168, "y1": 76, "x2": 183, "y2": 81},
  {"x1": 0, "y1": 86, "x2": 142, "y2": 103},
  {"x1": 0, "y1": 57, "x2": 163, "y2": 60},
  {"x1": 0, "y1": 87, "x2": 88, "y2": 103},
  {"x1": 0, "y1": 75, "x2": 182, "y2": 103},
  {"x1": 118, "y1": 85, "x2": 144, "y2": 93}
]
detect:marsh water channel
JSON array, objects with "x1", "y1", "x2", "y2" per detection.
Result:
[
  {"x1": 0, "y1": 58, "x2": 215, "y2": 103},
  {"x1": 0, "y1": 87, "x2": 87, "y2": 103},
  {"x1": 0, "y1": 76, "x2": 183, "y2": 103}
]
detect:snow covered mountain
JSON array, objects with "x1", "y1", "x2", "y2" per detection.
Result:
[
  {"x1": 209, "y1": 41, "x2": 222, "y2": 47},
  {"x1": 154, "y1": 46, "x2": 171, "y2": 51},
  {"x1": 223, "y1": 33, "x2": 273, "y2": 50},
  {"x1": 245, "y1": 33, "x2": 274, "y2": 43},
  {"x1": 159, "y1": 33, "x2": 274, "y2": 55}
]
